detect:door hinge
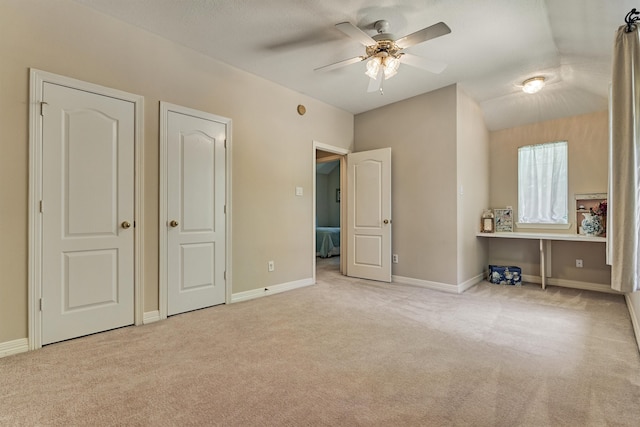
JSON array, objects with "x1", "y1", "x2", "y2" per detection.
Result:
[
  {"x1": 224, "y1": 271, "x2": 226, "y2": 280},
  {"x1": 39, "y1": 200, "x2": 43, "y2": 213},
  {"x1": 40, "y1": 101, "x2": 48, "y2": 116},
  {"x1": 223, "y1": 205, "x2": 226, "y2": 214},
  {"x1": 39, "y1": 298, "x2": 42, "y2": 311},
  {"x1": 224, "y1": 139, "x2": 227, "y2": 149}
]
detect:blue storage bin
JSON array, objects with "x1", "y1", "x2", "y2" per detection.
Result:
[{"x1": 488, "y1": 265, "x2": 522, "y2": 286}]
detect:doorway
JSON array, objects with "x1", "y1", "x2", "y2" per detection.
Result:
[
  {"x1": 313, "y1": 142, "x2": 393, "y2": 284},
  {"x1": 313, "y1": 142, "x2": 348, "y2": 283}
]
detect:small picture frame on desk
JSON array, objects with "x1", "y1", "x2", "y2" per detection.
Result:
[
  {"x1": 480, "y1": 209, "x2": 494, "y2": 233},
  {"x1": 494, "y1": 208, "x2": 513, "y2": 232}
]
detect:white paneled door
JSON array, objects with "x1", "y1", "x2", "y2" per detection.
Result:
[
  {"x1": 346, "y1": 148, "x2": 392, "y2": 282},
  {"x1": 166, "y1": 107, "x2": 227, "y2": 316},
  {"x1": 41, "y1": 83, "x2": 135, "y2": 345}
]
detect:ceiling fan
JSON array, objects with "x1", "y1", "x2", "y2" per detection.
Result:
[{"x1": 315, "y1": 20, "x2": 451, "y2": 94}]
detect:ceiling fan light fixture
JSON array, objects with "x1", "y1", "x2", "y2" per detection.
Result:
[
  {"x1": 365, "y1": 57, "x2": 381, "y2": 79},
  {"x1": 522, "y1": 76, "x2": 545, "y2": 94},
  {"x1": 327, "y1": 20, "x2": 451, "y2": 92},
  {"x1": 383, "y1": 56, "x2": 400, "y2": 79}
]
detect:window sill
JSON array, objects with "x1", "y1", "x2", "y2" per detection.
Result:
[{"x1": 516, "y1": 222, "x2": 572, "y2": 230}]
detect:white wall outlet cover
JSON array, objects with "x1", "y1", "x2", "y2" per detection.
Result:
[{"x1": 295, "y1": 186, "x2": 303, "y2": 196}]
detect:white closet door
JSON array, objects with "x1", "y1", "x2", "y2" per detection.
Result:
[
  {"x1": 41, "y1": 82, "x2": 135, "y2": 345},
  {"x1": 166, "y1": 109, "x2": 226, "y2": 315}
]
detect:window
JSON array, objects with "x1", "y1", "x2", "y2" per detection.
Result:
[{"x1": 518, "y1": 141, "x2": 568, "y2": 224}]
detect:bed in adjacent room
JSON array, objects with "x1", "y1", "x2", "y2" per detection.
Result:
[{"x1": 316, "y1": 226, "x2": 340, "y2": 258}]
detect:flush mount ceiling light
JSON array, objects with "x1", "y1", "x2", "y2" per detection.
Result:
[{"x1": 522, "y1": 76, "x2": 546, "y2": 94}]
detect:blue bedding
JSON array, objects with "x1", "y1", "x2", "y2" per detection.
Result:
[{"x1": 316, "y1": 227, "x2": 340, "y2": 258}]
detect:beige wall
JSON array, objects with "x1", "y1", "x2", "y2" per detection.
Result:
[
  {"x1": 0, "y1": 0, "x2": 353, "y2": 342},
  {"x1": 355, "y1": 85, "x2": 459, "y2": 285},
  {"x1": 327, "y1": 166, "x2": 341, "y2": 227},
  {"x1": 488, "y1": 111, "x2": 610, "y2": 284},
  {"x1": 316, "y1": 173, "x2": 330, "y2": 226},
  {"x1": 315, "y1": 164, "x2": 340, "y2": 227},
  {"x1": 456, "y1": 89, "x2": 490, "y2": 285}
]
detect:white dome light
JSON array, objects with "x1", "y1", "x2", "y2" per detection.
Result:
[{"x1": 522, "y1": 76, "x2": 545, "y2": 94}]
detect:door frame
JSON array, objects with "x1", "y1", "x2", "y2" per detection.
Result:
[
  {"x1": 159, "y1": 102, "x2": 233, "y2": 320},
  {"x1": 312, "y1": 141, "x2": 349, "y2": 283},
  {"x1": 28, "y1": 69, "x2": 145, "y2": 350}
]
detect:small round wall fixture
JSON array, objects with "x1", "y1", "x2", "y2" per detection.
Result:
[
  {"x1": 522, "y1": 76, "x2": 545, "y2": 94},
  {"x1": 297, "y1": 104, "x2": 306, "y2": 115}
]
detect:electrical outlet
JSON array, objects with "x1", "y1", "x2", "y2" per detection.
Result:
[
  {"x1": 392, "y1": 254, "x2": 399, "y2": 264},
  {"x1": 268, "y1": 261, "x2": 275, "y2": 272},
  {"x1": 576, "y1": 259, "x2": 583, "y2": 268}
]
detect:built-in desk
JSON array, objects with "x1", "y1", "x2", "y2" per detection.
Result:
[{"x1": 476, "y1": 232, "x2": 606, "y2": 289}]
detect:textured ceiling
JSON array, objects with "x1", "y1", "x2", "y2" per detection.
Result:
[{"x1": 73, "y1": 0, "x2": 634, "y2": 130}]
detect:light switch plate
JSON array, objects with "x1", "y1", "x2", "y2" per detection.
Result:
[{"x1": 295, "y1": 186, "x2": 303, "y2": 196}]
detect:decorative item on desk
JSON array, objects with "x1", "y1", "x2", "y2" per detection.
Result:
[
  {"x1": 575, "y1": 193, "x2": 607, "y2": 235},
  {"x1": 582, "y1": 208, "x2": 603, "y2": 236},
  {"x1": 593, "y1": 200, "x2": 607, "y2": 236},
  {"x1": 480, "y1": 209, "x2": 494, "y2": 233},
  {"x1": 494, "y1": 208, "x2": 513, "y2": 232}
]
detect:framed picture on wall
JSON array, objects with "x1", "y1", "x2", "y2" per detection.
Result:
[
  {"x1": 336, "y1": 189, "x2": 341, "y2": 202},
  {"x1": 494, "y1": 208, "x2": 513, "y2": 232}
]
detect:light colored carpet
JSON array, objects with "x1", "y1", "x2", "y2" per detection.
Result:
[{"x1": 1, "y1": 257, "x2": 639, "y2": 426}]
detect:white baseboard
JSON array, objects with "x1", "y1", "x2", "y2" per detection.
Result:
[
  {"x1": 458, "y1": 273, "x2": 485, "y2": 293},
  {"x1": 521, "y1": 274, "x2": 621, "y2": 294},
  {"x1": 520, "y1": 274, "x2": 541, "y2": 285},
  {"x1": 0, "y1": 338, "x2": 29, "y2": 358},
  {"x1": 392, "y1": 275, "x2": 459, "y2": 294},
  {"x1": 143, "y1": 310, "x2": 161, "y2": 324},
  {"x1": 231, "y1": 278, "x2": 315, "y2": 303},
  {"x1": 625, "y1": 294, "x2": 640, "y2": 353}
]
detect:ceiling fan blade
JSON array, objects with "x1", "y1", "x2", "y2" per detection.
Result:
[
  {"x1": 401, "y1": 53, "x2": 447, "y2": 74},
  {"x1": 314, "y1": 56, "x2": 364, "y2": 72},
  {"x1": 395, "y1": 22, "x2": 451, "y2": 49},
  {"x1": 335, "y1": 22, "x2": 377, "y2": 46},
  {"x1": 367, "y1": 68, "x2": 384, "y2": 93}
]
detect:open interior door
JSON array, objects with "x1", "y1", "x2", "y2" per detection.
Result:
[{"x1": 346, "y1": 148, "x2": 392, "y2": 282}]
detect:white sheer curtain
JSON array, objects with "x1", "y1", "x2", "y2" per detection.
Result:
[
  {"x1": 518, "y1": 142, "x2": 568, "y2": 224},
  {"x1": 609, "y1": 23, "x2": 640, "y2": 293}
]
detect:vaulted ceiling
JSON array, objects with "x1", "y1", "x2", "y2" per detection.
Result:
[{"x1": 73, "y1": 0, "x2": 634, "y2": 130}]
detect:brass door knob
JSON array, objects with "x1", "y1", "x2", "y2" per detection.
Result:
[
  {"x1": 169, "y1": 220, "x2": 179, "y2": 228},
  {"x1": 383, "y1": 219, "x2": 390, "y2": 224},
  {"x1": 121, "y1": 221, "x2": 131, "y2": 229}
]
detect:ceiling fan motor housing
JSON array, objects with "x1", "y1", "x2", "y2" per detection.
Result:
[
  {"x1": 366, "y1": 40, "x2": 401, "y2": 60},
  {"x1": 367, "y1": 20, "x2": 400, "y2": 60}
]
